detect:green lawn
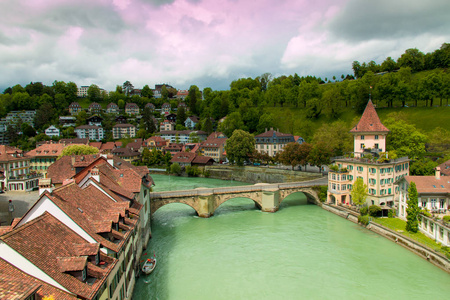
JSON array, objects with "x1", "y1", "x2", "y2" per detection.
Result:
[
  {"x1": 266, "y1": 105, "x2": 450, "y2": 139},
  {"x1": 371, "y1": 217, "x2": 450, "y2": 258}
]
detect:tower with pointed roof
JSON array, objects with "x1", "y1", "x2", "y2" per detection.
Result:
[
  {"x1": 326, "y1": 100, "x2": 410, "y2": 208},
  {"x1": 350, "y1": 100, "x2": 389, "y2": 157}
]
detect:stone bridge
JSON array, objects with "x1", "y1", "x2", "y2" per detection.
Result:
[{"x1": 150, "y1": 181, "x2": 322, "y2": 218}]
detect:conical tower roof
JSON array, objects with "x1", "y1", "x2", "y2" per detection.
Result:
[{"x1": 350, "y1": 100, "x2": 389, "y2": 133}]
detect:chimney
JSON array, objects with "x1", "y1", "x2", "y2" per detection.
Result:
[
  {"x1": 435, "y1": 167, "x2": 441, "y2": 180},
  {"x1": 71, "y1": 156, "x2": 75, "y2": 166}
]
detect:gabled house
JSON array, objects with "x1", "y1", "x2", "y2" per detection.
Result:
[
  {"x1": 171, "y1": 152, "x2": 214, "y2": 167},
  {"x1": 166, "y1": 113, "x2": 177, "y2": 123},
  {"x1": 160, "y1": 119, "x2": 175, "y2": 131},
  {"x1": 106, "y1": 102, "x2": 119, "y2": 114},
  {"x1": 437, "y1": 159, "x2": 450, "y2": 177},
  {"x1": 125, "y1": 103, "x2": 139, "y2": 115},
  {"x1": 176, "y1": 90, "x2": 189, "y2": 100},
  {"x1": 115, "y1": 115, "x2": 127, "y2": 124},
  {"x1": 144, "y1": 136, "x2": 167, "y2": 151},
  {"x1": 88, "y1": 102, "x2": 102, "y2": 114},
  {"x1": 185, "y1": 116, "x2": 199, "y2": 129},
  {"x1": 87, "y1": 115, "x2": 103, "y2": 127},
  {"x1": 69, "y1": 102, "x2": 82, "y2": 115},
  {"x1": 59, "y1": 116, "x2": 76, "y2": 127},
  {"x1": 45, "y1": 125, "x2": 61, "y2": 137},
  {"x1": 161, "y1": 103, "x2": 171, "y2": 115}
]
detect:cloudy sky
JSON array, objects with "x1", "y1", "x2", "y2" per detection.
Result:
[{"x1": 1, "y1": 0, "x2": 449, "y2": 92}]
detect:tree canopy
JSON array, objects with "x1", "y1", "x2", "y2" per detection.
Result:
[
  {"x1": 225, "y1": 130, "x2": 255, "y2": 166},
  {"x1": 58, "y1": 145, "x2": 99, "y2": 158}
]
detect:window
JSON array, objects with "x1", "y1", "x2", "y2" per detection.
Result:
[
  {"x1": 361, "y1": 135, "x2": 365, "y2": 140},
  {"x1": 440, "y1": 199, "x2": 445, "y2": 209},
  {"x1": 82, "y1": 267, "x2": 87, "y2": 281},
  {"x1": 375, "y1": 135, "x2": 379, "y2": 140},
  {"x1": 360, "y1": 143, "x2": 365, "y2": 149},
  {"x1": 357, "y1": 166, "x2": 363, "y2": 172},
  {"x1": 431, "y1": 198, "x2": 437, "y2": 209},
  {"x1": 374, "y1": 143, "x2": 379, "y2": 149}
]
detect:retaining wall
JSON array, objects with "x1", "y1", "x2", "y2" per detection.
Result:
[{"x1": 322, "y1": 204, "x2": 450, "y2": 273}]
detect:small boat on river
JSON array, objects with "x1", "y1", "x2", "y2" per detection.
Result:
[{"x1": 142, "y1": 257, "x2": 157, "y2": 275}]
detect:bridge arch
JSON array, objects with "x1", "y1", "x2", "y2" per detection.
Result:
[
  {"x1": 279, "y1": 188, "x2": 321, "y2": 206},
  {"x1": 213, "y1": 195, "x2": 261, "y2": 214},
  {"x1": 151, "y1": 199, "x2": 200, "y2": 217},
  {"x1": 212, "y1": 192, "x2": 263, "y2": 213}
]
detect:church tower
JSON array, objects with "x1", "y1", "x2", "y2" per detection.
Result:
[{"x1": 350, "y1": 100, "x2": 389, "y2": 157}]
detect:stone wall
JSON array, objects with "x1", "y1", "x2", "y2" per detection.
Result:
[{"x1": 204, "y1": 165, "x2": 323, "y2": 183}]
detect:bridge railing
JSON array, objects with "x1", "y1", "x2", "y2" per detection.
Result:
[{"x1": 150, "y1": 181, "x2": 318, "y2": 198}]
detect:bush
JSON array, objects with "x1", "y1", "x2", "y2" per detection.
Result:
[
  {"x1": 170, "y1": 163, "x2": 182, "y2": 175},
  {"x1": 186, "y1": 165, "x2": 201, "y2": 177},
  {"x1": 202, "y1": 169, "x2": 210, "y2": 178},
  {"x1": 388, "y1": 209, "x2": 396, "y2": 218},
  {"x1": 358, "y1": 215, "x2": 370, "y2": 226},
  {"x1": 312, "y1": 185, "x2": 327, "y2": 202},
  {"x1": 359, "y1": 206, "x2": 368, "y2": 216},
  {"x1": 443, "y1": 216, "x2": 450, "y2": 223},
  {"x1": 368, "y1": 205, "x2": 382, "y2": 217}
]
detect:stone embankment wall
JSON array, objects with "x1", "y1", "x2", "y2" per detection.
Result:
[
  {"x1": 322, "y1": 204, "x2": 450, "y2": 273},
  {"x1": 204, "y1": 165, "x2": 323, "y2": 183}
]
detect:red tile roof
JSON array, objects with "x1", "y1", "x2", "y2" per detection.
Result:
[
  {"x1": 47, "y1": 154, "x2": 101, "y2": 184},
  {"x1": 201, "y1": 138, "x2": 227, "y2": 148},
  {"x1": 437, "y1": 159, "x2": 450, "y2": 177},
  {"x1": 26, "y1": 143, "x2": 65, "y2": 158},
  {"x1": 0, "y1": 145, "x2": 25, "y2": 162},
  {"x1": 192, "y1": 156, "x2": 214, "y2": 165},
  {"x1": 0, "y1": 258, "x2": 78, "y2": 300},
  {"x1": 254, "y1": 130, "x2": 292, "y2": 138},
  {"x1": 403, "y1": 175, "x2": 450, "y2": 194},
  {"x1": 171, "y1": 152, "x2": 196, "y2": 164},
  {"x1": 207, "y1": 132, "x2": 226, "y2": 139},
  {"x1": 350, "y1": 100, "x2": 389, "y2": 133},
  {"x1": 1, "y1": 212, "x2": 114, "y2": 299}
]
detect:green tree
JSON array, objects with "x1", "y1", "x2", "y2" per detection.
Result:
[
  {"x1": 188, "y1": 85, "x2": 200, "y2": 114},
  {"x1": 177, "y1": 106, "x2": 187, "y2": 126},
  {"x1": 142, "y1": 107, "x2": 156, "y2": 134},
  {"x1": 225, "y1": 129, "x2": 255, "y2": 166},
  {"x1": 307, "y1": 141, "x2": 332, "y2": 172},
  {"x1": 203, "y1": 118, "x2": 213, "y2": 135},
  {"x1": 322, "y1": 87, "x2": 342, "y2": 119},
  {"x1": 87, "y1": 84, "x2": 101, "y2": 102},
  {"x1": 218, "y1": 111, "x2": 247, "y2": 138},
  {"x1": 34, "y1": 102, "x2": 55, "y2": 130},
  {"x1": 406, "y1": 182, "x2": 420, "y2": 233},
  {"x1": 298, "y1": 142, "x2": 312, "y2": 171},
  {"x1": 384, "y1": 118, "x2": 427, "y2": 159},
  {"x1": 381, "y1": 56, "x2": 398, "y2": 72},
  {"x1": 123, "y1": 81, "x2": 134, "y2": 96},
  {"x1": 398, "y1": 48, "x2": 425, "y2": 72},
  {"x1": 277, "y1": 142, "x2": 302, "y2": 170},
  {"x1": 312, "y1": 121, "x2": 352, "y2": 156},
  {"x1": 58, "y1": 145, "x2": 99, "y2": 158},
  {"x1": 351, "y1": 177, "x2": 368, "y2": 207},
  {"x1": 256, "y1": 113, "x2": 274, "y2": 134},
  {"x1": 170, "y1": 162, "x2": 182, "y2": 175},
  {"x1": 141, "y1": 85, "x2": 153, "y2": 98}
]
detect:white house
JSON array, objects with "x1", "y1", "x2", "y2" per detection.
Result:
[{"x1": 44, "y1": 125, "x2": 60, "y2": 138}]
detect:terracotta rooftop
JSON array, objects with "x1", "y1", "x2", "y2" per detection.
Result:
[
  {"x1": 26, "y1": 143, "x2": 65, "y2": 158},
  {"x1": 437, "y1": 159, "x2": 450, "y2": 177},
  {"x1": 254, "y1": 130, "x2": 293, "y2": 138},
  {"x1": 403, "y1": 175, "x2": 450, "y2": 194},
  {"x1": 57, "y1": 256, "x2": 87, "y2": 273},
  {"x1": 113, "y1": 123, "x2": 135, "y2": 128},
  {"x1": 47, "y1": 154, "x2": 101, "y2": 184},
  {"x1": 207, "y1": 132, "x2": 226, "y2": 139},
  {"x1": 201, "y1": 138, "x2": 227, "y2": 148},
  {"x1": 350, "y1": 100, "x2": 389, "y2": 133},
  {"x1": 193, "y1": 156, "x2": 214, "y2": 165},
  {"x1": 171, "y1": 152, "x2": 196, "y2": 164},
  {"x1": 0, "y1": 258, "x2": 78, "y2": 300},
  {"x1": 0, "y1": 145, "x2": 25, "y2": 162},
  {"x1": 1, "y1": 212, "x2": 114, "y2": 299}
]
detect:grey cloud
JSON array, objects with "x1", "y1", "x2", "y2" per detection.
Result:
[
  {"x1": 22, "y1": 4, "x2": 126, "y2": 36},
  {"x1": 327, "y1": 0, "x2": 450, "y2": 42}
]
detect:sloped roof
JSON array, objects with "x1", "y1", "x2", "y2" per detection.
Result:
[
  {"x1": 403, "y1": 175, "x2": 450, "y2": 194},
  {"x1": 0, "y1": 258, "x2": 78, "y2": 300},
  {"x1": 171, "y1": 152, "x2": 196, "y2": 164},
  {"x1": 0, "y1": 145, "x2": 24, "y2": 162},
  {"x1": 437, "y1": 159, "x2": 450, "y2": 177},
  {"x1": 47, "y1": 154, "x2": 102, "y2": 184},
  {"x1": 350, "y1": 100, "x2": 389, "y2": 133},
  {"x1": 1, "y1": 212, "x2": 113, "y2": 299},
  {"x1": 255, "y1": 130, "x2": 292, "y2": 138},
  {"x1": 201, "y1": 138, "x2": 227, "y2": 148},
  {"x1": 25, "y1": 143, "x2": 65, "y2": 158},
  {"x1": 192, "y1": 156, "x2": 214, "y2": 165}
]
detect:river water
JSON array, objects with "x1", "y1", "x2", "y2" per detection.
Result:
[{"x1": 133, "y1": 175, "x2": 449, "y2": 299}]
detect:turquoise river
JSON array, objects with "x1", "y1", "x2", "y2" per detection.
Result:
[{"x1": 133, "y1": 175, "x2": 449, "y2": 299}]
